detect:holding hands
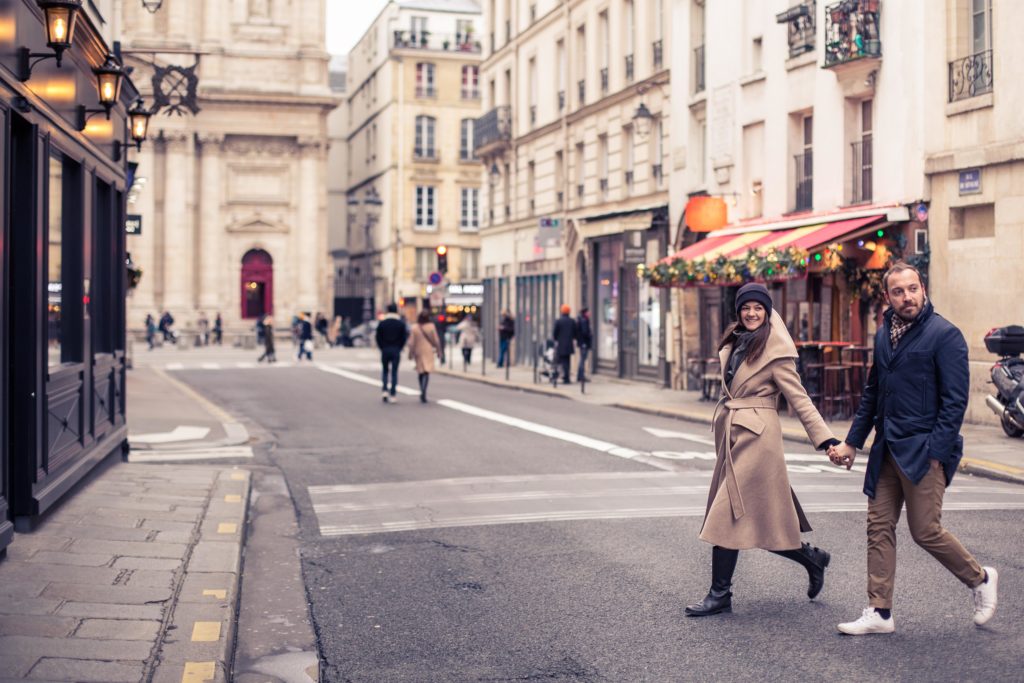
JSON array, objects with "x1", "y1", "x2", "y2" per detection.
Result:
[{"x1": 828, "y1": 442, "x2": 857, "y2": 470}]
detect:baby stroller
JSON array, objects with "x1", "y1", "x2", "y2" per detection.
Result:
[{"x1": 539, "y1": 339, "x2": 559, "y2": 386}]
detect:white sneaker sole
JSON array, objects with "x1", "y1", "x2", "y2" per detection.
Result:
[
  {"x1": 974, "y1": 567, "x2": 998, "y2": 626},
  {"x1": 837, "y1": 622, "x2": 895, "y2": 635}
]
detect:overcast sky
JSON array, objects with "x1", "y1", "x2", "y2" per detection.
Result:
[{"x1": 326, "y1": 0, "x2": 392, "y2": 56}]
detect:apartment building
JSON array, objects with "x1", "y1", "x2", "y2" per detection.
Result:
[
  {"x1": 476, "y1": 0, "x2": 672, "y2": 381},
  {"x1": 345, "y1": 0, "x2": 484, "y2": 320}
]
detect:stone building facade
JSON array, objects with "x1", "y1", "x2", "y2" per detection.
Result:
[{"x1": 119, "y1": 0, "x2": 336, "y2": 334}]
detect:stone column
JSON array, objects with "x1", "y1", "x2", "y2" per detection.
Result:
[
  {"x1": 296, "y1": 138, "x2": 323, "y2": 312},
  {"x1": 197, "y1": 133, "x2": 225, "y2": 311},
  {"x1": 161, "y1": 132, "x2": 195, "y2": 314},
  {"x1": 167, "y1": 0, "x2": 188, "y2": 41}
]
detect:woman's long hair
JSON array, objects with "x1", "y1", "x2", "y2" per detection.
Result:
[
  {"x1": 717, "y1": 318, "x2": 772, "y2": 365},
  {"x1": 417, "y1": 311, "x2": 430, "y2": 324}
]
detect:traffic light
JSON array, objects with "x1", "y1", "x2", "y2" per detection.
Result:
[{"x1": 436, "y1": 244, "x2": 448, "y2": 274}]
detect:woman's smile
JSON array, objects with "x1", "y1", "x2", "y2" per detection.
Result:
[{"x1": 740, "y1": 303, "x2": 766, "y2": 330}]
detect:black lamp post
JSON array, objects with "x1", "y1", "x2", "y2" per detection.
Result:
[{"x1": 631, "y1": 101, "x2": 654, "y2": 139}]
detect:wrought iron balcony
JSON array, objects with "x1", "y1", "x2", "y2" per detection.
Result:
[
  {"x1": 949, "y1": 49, "x2": 993, "y2": 102},
  {"x1": 653, "y1": 40, "x2": 663, "y2": 70},
  {"x1": 652, "y1": 164, "x2": 663, "y2": 183},
  {"x1": 558, "y1": 90, "x2": 565, "y2": 111},
  {"x1": 824, "y1": 0, "x2": 881, "y2": 68},
  {"x1": 600, "y1": 67, "x2": 609, "y2": 94},
  {"x1": 625, "y1": 170, "x2": 634, "y2": 186},
  {"x1": 625, "y1": 54, "x2": 634, "y2": 82},
  {"x1": 392, "y1": 30, "x2": 482, "y2": 53},
  {"x1": 850, "y1": 138, "x2": 872, "y2": 204},
  {"x1": 578, "y1": 79, "x2": 586, "y2": 106},
  {"x1": 794, "y1": 151, "x2": 813, "y2": 211},
  {"x1": 473, "y1": 105, "x2": 512, "y2": 156},
  {"x1": 577, "y1": 183, "x2": 584, "y2": 198},
  {"x1": 693, "y1": 45, "x2": 705, "y2": 93},
  {"x1": 530, "y1": 105, "x2": 537, "y2": 126},
  {"x1": 776, "y1": 1, "x2": 816, "y2": 59},
  {"x1": 413, "y1": 147, "x2": 438, "y2": 162}
]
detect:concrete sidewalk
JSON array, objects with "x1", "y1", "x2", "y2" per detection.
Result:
[
  {"x1": 0, "y1": 369, "x2": 255, "y2": 682},
  {"x1": 436, "y1": 357, "x2": 1024, "y2": 485}
]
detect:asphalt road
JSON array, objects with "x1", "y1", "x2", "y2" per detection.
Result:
[{"x1": 174, "y1": 356, "x2": 1024, "y2": 683}]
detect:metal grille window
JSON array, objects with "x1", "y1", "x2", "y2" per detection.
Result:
[
  {"x1": 415, "y1": 62, "x2": 436, "y2": 97},
  {"x1": 415, "y1": 186, "x2": 436, "y2": 228},
  {"x1": 461, "y1": 187, "x2": 480, "y2": 230},
  {"x1": 949, "y1": 0, "x2": 993, "y2": 101},
  {"x1": 460, "y1": 119, "x2": 475, "y2": 160},
  {"x1": 414, "y1": 116, "x2": 436, "y2": 159}
]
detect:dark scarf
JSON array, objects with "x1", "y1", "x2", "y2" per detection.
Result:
[{"x1": 725, "y1": 329, "x2": 757, "y2": 389}]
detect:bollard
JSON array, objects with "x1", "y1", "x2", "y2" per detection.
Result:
[
  {"x1": 506, "y1": 339, "x2": 511, "y2": 381},
  {"x1": 532, "y1": 337, "x2": 538, "y2": 384}
]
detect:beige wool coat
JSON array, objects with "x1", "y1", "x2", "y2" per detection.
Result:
[
  {"x1": 699, "y1": 310, "x2": 835, "y2": 551},
  {"x1": 408, "y1": 322, "x2": 441, "y2": 373}
]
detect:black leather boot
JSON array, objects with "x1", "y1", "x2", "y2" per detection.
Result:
[
  {"x1": 772, "y1": 543, "x2": 831, "y2": 599},
  {"x1": 685, "y1": 547, "x2": 738, "y2": 617}
]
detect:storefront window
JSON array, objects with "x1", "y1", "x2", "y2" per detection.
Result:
[
  {"x1": 47, "y1": 154, "x2": 63, "y2": 367},
  {"x1": 638, "y1": 239, "x2": 660, "y2": 367},
  {"x1": 596, "y1": 241, "x2": 621, "y2": 362}
]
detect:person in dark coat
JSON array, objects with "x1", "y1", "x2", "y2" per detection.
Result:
[
  {"x1": 575, "y1": 307, "x2": 593, "y2": 382},
  {"x1": 376, "y1": 303, "x2": 409, "y2": 402},
  {"x1": 145, "y1": 314, "x2": 156, "y2": 350},
  {"x1": 257, "y1": 315, "x2": 276, "y2": 363},
  {"x1": 552, "y1": 304, "x2": 577, "y2": 384},
  {"x1": 213, "y1": 312, "x2": 223, "y2": 345},
  {"x1": 831, "y1": 262, "x2": 998, "y2": 635},
  {"x1": 297, "y1": 312, "x2": 314, "y2": 361},
  {"x1": 497, "y1": 310, "x2": 515, "y2": 368}
]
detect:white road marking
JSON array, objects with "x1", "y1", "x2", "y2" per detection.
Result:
[
  {"x1": 316, "y1": 364, "x2": 423, "y2": 396},
  {"x1": 166, "y1": 362, "x2": 185, "y2": 370},
  {"x1": 643, "y1": 426, "x2": 716, "y2": 445},
  {"x1": 201, "y1": 362, "x2": 221, "y2": 369},
  {"x1": 129, "y1": 425, "x2": 211, "y2": 444},
  {"x1": 127, "y1": 446, "x2": 254, "y2": 462},
  {"x1": 236, "y1": 362, "x2": 257, "y2": 369}
]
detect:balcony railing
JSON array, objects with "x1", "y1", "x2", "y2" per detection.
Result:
[
  {"x1": 652, "y1": 164, "x2": 663, "y2": 183},
  {"x1": 577, "y1": 183, "x2": 584, "y2": 198},
  {"x1": 556, "y1": 191, "x2": 564, "y2": 208},
  {"x1": 393, "y1": 30, "x2": 482, "y2": 53},
  {"x1": 824, "y1": 0, "x2": 881, "y2": 68},
  {"x1": 413, "y1": 147, "x2": 438, "y2": 161},
  {"x1": 653, "y1": 40, "x2": 663, "y2": 69},
  {"x1": 949, "y1": 49, "x2": 994, "y2": 102},
  {"x1": 599, "y1": 177, "x2": 608, "y2": 192},
  {"x1": 600, "y1": 67, "x2": 609, "y2": 94},
  {"x1": 776, "y1": 1, "x2": 816, "y2": 59},
  {"x1": 850, "y1": 138, "x2": 872, "y2": 204},
  {"x1": 530, "y1": 105, "x2": 537, "y2": 126},
  {"x1": 558, "y1": 90, "x2": 565, "y2": 111},
  {"x1": 794, "y1": 151, "x2": 813, "y2": 211},
  {"x1": 694, "y1": 45, "x2": 705, "y2": 93},
  {"x1": 415, "y1": 86, "x2": 436, "y2": 98},
  {"x1": 625, "y1": 170, "x2": 634, "y2": 187},
  {"x1": 625, "y1": 54, "x2": 634, "y2": 82},
  {"x1": 578, "y1": 79, "x2": 586, "y2": 106},
  {"x1": 473, "y1": 106, "x2": 512, "y2": 155}
]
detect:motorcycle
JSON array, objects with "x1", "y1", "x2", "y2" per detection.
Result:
[{"x1": 983, "y1": 325, "x2": 1024, "y2": 438}]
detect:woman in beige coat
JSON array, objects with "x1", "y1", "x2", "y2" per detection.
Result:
[
  {"x1": 686, "y1": 283, "x2": 840, "y2": 617},
  {"x1": 408, "y1": 311, "x2": 442, "y2": 403}
]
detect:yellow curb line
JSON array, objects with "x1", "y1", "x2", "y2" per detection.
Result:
[
  {"x1": 961, "y1": 457, "x2": 1024, "y2": 477},
  {"x1": 202, "y1": 589, "x2": 227, "y2": 600},
  {"x1": 216, "y1": 522, "x2": 238, "y2": 534},
  {"x1": 224, "y1": 494, "x2": 242, "y2": 503},
  {"x1": 151, "y1": 366, "x2": 236, "y2": 424},
  {"x1": 191, "y1": 621, "x2": 221, "y2": 642},
  {"x1": 182, "y1": 661, "x2": 216, "y2": 682}
]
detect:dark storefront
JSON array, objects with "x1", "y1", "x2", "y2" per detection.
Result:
[{"x1": 1, "y1": 2, "x2": 141, "y2": 555}]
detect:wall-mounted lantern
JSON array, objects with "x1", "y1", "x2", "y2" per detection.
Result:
[
  {"x1": 77, "y1": 55, "x2": 125, "y2": 128},
  {"x1": 17, "y1": 0, "x2": 84, "y2": 80}
]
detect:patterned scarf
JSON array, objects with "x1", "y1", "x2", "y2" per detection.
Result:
[{"x1": 890, "y1": 313, "x2": 913, "y2": 350}]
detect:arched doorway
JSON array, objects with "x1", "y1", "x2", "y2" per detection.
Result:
[{"x1": 241, "y1": 249, "x2": 273, "y2": 319}]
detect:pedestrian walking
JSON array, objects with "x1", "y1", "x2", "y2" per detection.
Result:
[
  {"x1": 257, "y1": 315, "x2": 277, "y2": 363},
  {"x1": 213, "y1": 312, "x2": 223, "y2": 345},
  {"x1": 159, "y1": 311, "x2": 177, "y2": 344},
  {"x1": 408, "y1": 311, "x2": 442, "y2": 403},
  {"x1": 255, "y1": 316, "x2": 266, "y2": 346},
  {"x1": 830, "y1": 262, "x2": 998, "y2": 635},
  {"x1": 456, "y1": 315, "x2": 480, "y2": 369},
  {"x1": 315, "y1": 312, "x2": 331, "y2": 347},
  {"x1": 329, "y1": 315, "x2": 342, "y2": 347},
  {"x1": 552, "y1": 305, "x2": 577, "y2": 384},
  {"x1": 297, "y1": 312, "x2": 314, "y2": 361},
  {"x1": 575, "y1": 307, "x2": 593, "y2": 382},
  {"x1": 376, "y1": 303, "x2": 409, "y2": 403},
  {"x1": 686, "y1": 283, "x2": 839, "y2": 618},
  {"x1": 197, "y1": 311, "x2": 210, "y2": 346},
  {"x1": 497, "y1": 310, "x2": 515, "y2": 368},
  {"x1": 144, "y1": 313, "x2": 156, "y2": 350}
]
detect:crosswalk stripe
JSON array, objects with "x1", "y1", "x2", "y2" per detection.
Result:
[{"x1": 127, "y1": 446, "x2": 254, "y2": 462}]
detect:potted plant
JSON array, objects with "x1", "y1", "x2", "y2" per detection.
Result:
[{"x1": 443, "y1": 39, "x2": 450, "y2": 50}]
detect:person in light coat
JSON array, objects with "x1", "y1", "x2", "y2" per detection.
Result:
[
  {"x1": 686, "y1": 283, "x2": 840, "y2": 617},
  {"x1": 408, "y1": 311, "x2": 442, "y2": 403},
  {"x1": 456, "y1": 315, "x2": 480, "y2": 369}
]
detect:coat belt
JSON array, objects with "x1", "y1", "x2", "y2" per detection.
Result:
[{"x1": 712, "y1": 395, "x2": 779, "y2": 521}]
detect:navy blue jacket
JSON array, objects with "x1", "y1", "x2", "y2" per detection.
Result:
[
  {"x1": 552, "y1": 315, "x2": 577, "y2": 357},
  {"x1": 375, "y1": 314, "x2": 409, "y2": 350},
  {"x1": 846, "y1": 301, "x2": 970, "y2": 498}
]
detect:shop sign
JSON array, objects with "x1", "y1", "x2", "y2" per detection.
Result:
[
  {"x1": 447, "y1": 283, "x2": 484, "y2": 296},
  {"x1": 624, "y1": 230, "x2": 646, "y2": 264},
  {"x1": 125, "y1": 214, "x2": 143, "y2": 235},
  {"x1": 537, "y1": 217, "x2": 562, "y2": 247},
  {"x1": 958, "y1": 168, "x2": 981, "y2": 195}
]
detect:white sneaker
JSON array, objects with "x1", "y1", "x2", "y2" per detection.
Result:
[
  {"x1": 973, "y1": 566, "x2": 998, "y2": 626},
  {"x1": 838, "y1": 608, "x2": 895, "y2": 635}
]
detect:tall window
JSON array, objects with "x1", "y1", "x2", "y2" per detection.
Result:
[
  {"x1": 651, "y1": 118, "x2": 664, "y2": 186},
  {"x1": 527, "y1": 161, "x2": 536, "y2": 213},
  {"x1": 557, "y1": 39, "x2": 566, "y2": 110},
  {"x1": 624, "y1": 125, "x2": 635, "y2": 190},
  {"x1": 972, "y1": 0, "x2": 992, "y2": 55},
  {"x1": 411, "y1": 16, "x2": 428, "y2": 44},
  {"x1": 555, "y1": 150, "x2": 565, "y2": 206},
  {"x1": 576, "y1": 24, "x2": 586, "y2": 106},
  {"x1": 529, "y1": 57, "x2": 538, "y2": 125},
  {"x1": 795, "y1": 114, "x2": 813, "y2": 211},
  {"x1": 461, "y1": 65, "x2": 480, "y2": 99},
  {"x1": 598, "y1": 134, "x2": 609, "y2": 196},
  {"x1": 461, "y1": 187, "x2": 480, "y2": 230},
  {"x1": 415, "y1": 247, "x2": 434, "y2": 280},
  {"x1": 624, "y1": 0, "x2": 635, "y2": 56},
  {"x1": 576, "y1": 142, "x2": 585, "y2": 202},
  {"x1": 414, "y1": 115, "x2": 436, "y2": 158},
  {"x1": 47, "y1": 153, "x2": 64, "y2": 367},
  {"x1": 852, "y1": 100, "x2": 873, "y2": 203},
  {"x1": 415, "y1": 63, "x2": 436, "y2": 97},
  {"x1": 415, "y1": 186, "x2": 436, "y2": 228},
  {"x1": 460, "y1": 118, "x2": 475, "y2": 160},
  {"x1": 462, "y1": 249, "x2": 481, "y2": 280},
  {"x1": 456, "y1": 19, "x2": 474, "y2": 45}
]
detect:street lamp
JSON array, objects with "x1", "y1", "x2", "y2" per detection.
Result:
[
  {"x1": 489, "y1": 162, "x2": 500, "y2": 187},
  {"x1": 141, "y1": 0, "x2": 163, "y2": 12},
  {"x1": 77, "y1": 55, "x2": 125, "y2": 128},
  {"x1": 17, "y1": 0, "x2": 84, "y2": 80},
  {"x1": 127, "y1": 99, "x2": 152, "y2": 148},
  {"x1": 631, "y1": 101, "x2": 654, "y2": 139}
]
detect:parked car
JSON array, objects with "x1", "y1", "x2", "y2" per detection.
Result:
[{"x1": 349, "y1": 320, "x2": 379, "y2": 347}]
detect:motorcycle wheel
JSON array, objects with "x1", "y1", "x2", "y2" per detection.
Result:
[{"x1": 1001, "y1": 415, "x2": 1024, "y2": 438}]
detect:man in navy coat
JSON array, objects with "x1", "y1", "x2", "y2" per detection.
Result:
[{"x1": 831, "y1": 262, "x2": 998, "y2": 634}]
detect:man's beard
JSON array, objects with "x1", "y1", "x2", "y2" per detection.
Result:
[{"x1": 895, "y1": 295, "x2": 928, "y2": 322}]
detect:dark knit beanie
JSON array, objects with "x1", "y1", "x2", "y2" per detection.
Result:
[{"x1": 735, "y1": 283, "x2": 773, "y2": 318}]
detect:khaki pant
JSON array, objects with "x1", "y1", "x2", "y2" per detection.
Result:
[{"x1": 867, "y1": 451, "x2": 985, "y2": 609}]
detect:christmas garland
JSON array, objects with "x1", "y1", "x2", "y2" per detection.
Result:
[{"x1": 638, "y1": 245, "x2": 825, "y2": 287}]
